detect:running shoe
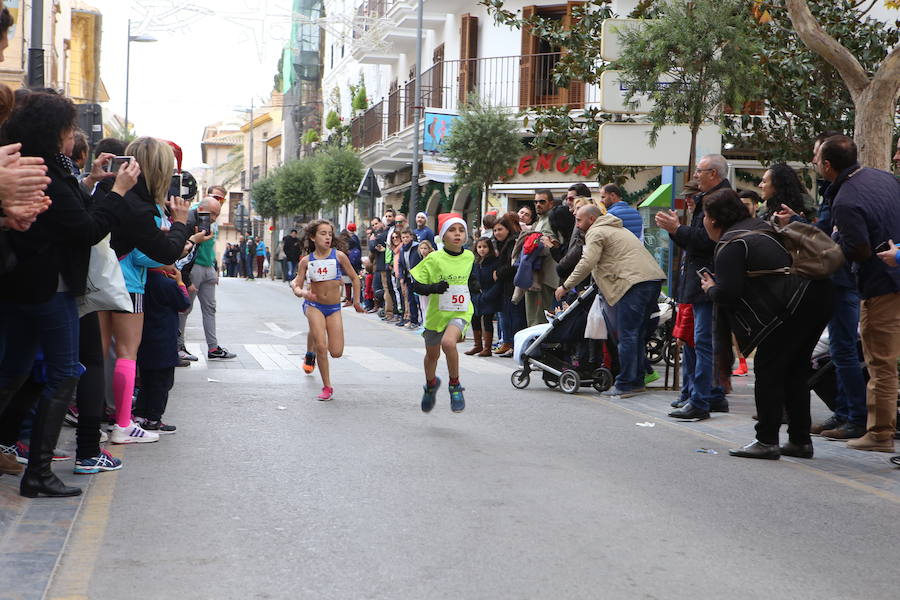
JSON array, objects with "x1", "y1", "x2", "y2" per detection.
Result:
[
  {"x1": 421, "y1": 377, "x2": 441, "y2": 413},
  {"x1": 449, "y1": 383, "x2": 466, "y2": 413},
  {"x1": 0, "y1": 442, "x2": 71, "y2": 464},
  {"x1": 395, "y1": 319, "x2": 408, "y2": 327},
  {"x1": 644, "y1": 371, "x2": 660, "y2": 385},
  {"x1": 74, "y1": 449, "x2": 123, "y2": 474},
  {"x1": 208, "y1": 346, "x2": 237, "y2": 359},
  {"x1": 178, "y1": 347, "x2": 199, "y2": 361},
  {"x1": 64, "y1": 406, "x2": 79, "y2": 427},
  {"x1": 134, "y1": 417, "x2": 177, "y2": 434},
  {"x1": 317, "y1": 386, "x2": 334, "y2": 401},
  {"x1": 303, "y1": 352, "x2": 317, "y2": 374},
  {"x1": 110, "y1": 421, "x2": 159, "y2": 444}
]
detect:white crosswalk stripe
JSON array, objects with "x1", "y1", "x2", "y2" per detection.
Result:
[
  {"x1": 185, "y1": 343, "x2": 207, "y2": 368},
  {"x1": 342, "y1": 346, "x2": 419, "y2": 373}
]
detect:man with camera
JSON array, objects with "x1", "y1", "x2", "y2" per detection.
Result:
[{"x1": 177, "y1": 193, "x2": 237, "y2": 361}]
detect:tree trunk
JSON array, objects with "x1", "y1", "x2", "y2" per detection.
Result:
[
  {"x1": 854, "y1": 83, "x2": 900, "y2": 171},
  {"x1": 687, "y1": 126, "x2": 698, "y2": 183}
]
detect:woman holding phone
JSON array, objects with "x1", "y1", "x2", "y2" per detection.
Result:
[{"x1": 104, "y1": 137, "x2": 211, "y2": 445}]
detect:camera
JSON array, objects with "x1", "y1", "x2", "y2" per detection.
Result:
[{"x1": 105, "y1": 155, "x2": 133, "y2": 173}]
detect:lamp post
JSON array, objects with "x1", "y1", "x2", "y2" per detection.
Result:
[{"x1": 124, "y1": 20, "x2": 157, "y2": 137}]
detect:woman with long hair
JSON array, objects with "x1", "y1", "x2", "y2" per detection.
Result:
[
  {"x1": 0, "y1": 91, "x2": 141, "y2": 496},
  {"x1": 758, "y1": 163, "x2": 808, "y2": 221},
  {"x1": 465, "y1": 237, "x2": 500, "y2": 357},
  {"x1": 492, "y1": 212, "x2": 525, "y2": 357},
  {"x1": 105, "y1": 137, "x2": 210, "y2": 445},
  {"x1": 291, "y1": 220, "x2": 363, "y2": 400}
]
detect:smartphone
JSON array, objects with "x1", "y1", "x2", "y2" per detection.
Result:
[
  {"x1": 168, "y1": 173, "x2": 185, "y2": 199},
  {"x1": 197, "y1": 212, "x2": 212, "y2": 235},
  {"x1": 106, "y1": 155, "x2": 133, "y2": 173},
  {"x1": 874, "y1": 240, "x2": 891, "y2": 253},
  {"x1": 696, "y1": 267, "x2": 712, "y2": 279}
]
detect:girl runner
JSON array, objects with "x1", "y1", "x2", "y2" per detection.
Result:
[{"x1": 291, "y1": 220, "x2": 363, "y2": 400}]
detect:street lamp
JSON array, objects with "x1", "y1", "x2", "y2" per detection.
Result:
[{"x1": 124, "y1": 20, "x2": 157, "y2": 137}]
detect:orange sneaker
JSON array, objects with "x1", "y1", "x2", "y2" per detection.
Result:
[{"x1": 303, "y1": 352, "x2": 316, "y2": 374}]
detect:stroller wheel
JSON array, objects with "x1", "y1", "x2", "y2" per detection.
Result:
[
  {"x1": 664, "y1": 339, "x2": 678, "y2": 367},
  {"x1": 559, "y1": 369, "x2": 581, "y2": 394},
  {"x1": 543, "y1": 375, "x2": 559, "y2": 389},
  {"x1": 591, "y1": 368, "x2": 614, "y2": 392},
  {"x1": 511, "y1": 369, "x2": 530, "y2": 389},
  {"x1": 646, "y1": 337, "x2": 664, "y2": 364}
]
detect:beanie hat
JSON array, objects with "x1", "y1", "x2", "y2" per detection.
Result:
[
  {"x1": 347, "y1": 222, "x2": 357, "y2": 232},
  {"x1": 415, "y1": 212, "x2": 427, "y2": 220},
  {"x1": 437, "y1": 212, "x2": 467, "y2": 240}
]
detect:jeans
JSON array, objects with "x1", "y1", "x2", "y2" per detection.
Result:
[
  {"x1": 0, "y1": 293, "x2": 82, "y2": 432},
  {"x1": 615, "y1": 280, "x2": 662, "y2": 391},
  {"x1": 689, "y1": 302, "x2": 725, "y2": 411},
  {"x1": 828, "y1": 286, "x2": 866, "y2": 426},
  {"x1": 680, "y1": 344, "x2": 696, "y2": 402},
  {"x1": 501, "y1": 296, "x2": 526, "y2": 346},
  {"x1": 284, "y1": 259, "x2": 298, "y2": 282}
]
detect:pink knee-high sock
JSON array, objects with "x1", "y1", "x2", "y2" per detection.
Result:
[{"x1": 113, "y1": 358, "x2": 136, "y2": 428}]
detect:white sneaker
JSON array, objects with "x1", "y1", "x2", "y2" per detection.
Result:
[
  {"x1": 99, "y1": 429, "x2": 108, "y2": 443},
  {"x1": 179, "y1": 348, "x2": 198, "y2": 361},
  {"x1": 110, "y1": 421, "x2": 159, "y2": 444}
]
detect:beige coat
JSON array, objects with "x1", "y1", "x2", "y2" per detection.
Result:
[{"x1": 563, "y1": 213, "x2": 666, "y2": 306}]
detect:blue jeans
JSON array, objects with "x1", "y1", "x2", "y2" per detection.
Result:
[
  {"x1": 285, "y1": 259, "x2": 298, "y2": 282},
  {"x1": 501, "y1": 296, "x2": 526, "y2": 346},
  {"x1": 690, "y1": 302, "x2": 725, "y2": 411},
  {"x1": 681, "y1": 344, "x2": 696, "y2": 402},
  {"x1": 829, "y1": 286, "x2": 866, "y2": 425},
  {"x1": 615, "y1": 280, "x2": 662, "y2": 391},
  {"x1": 0, "y1": 293, "x2": 82, "y2": 407}
]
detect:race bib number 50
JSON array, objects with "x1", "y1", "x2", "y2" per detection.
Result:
[
  {"x1": 439, "y1": 284, "x2": 468, "y2": 312},
  {"x1": 309, "y1": 258, "x2": 337, "y2": 282}
]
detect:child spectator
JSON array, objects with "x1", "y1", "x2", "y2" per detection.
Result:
[
  {"x1": 134, "y1": 266, "x2": 191, "y2": 433},
  {"x1": 465, "y1": 237, "x2": 500, "y2": 357}
]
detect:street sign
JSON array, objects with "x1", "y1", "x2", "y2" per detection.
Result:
[
  {"x1": 599, "y1": 70, "x2": 675, "y2": 114},
  {"x1": 600, "y1": 18, "x2": 648, "y2": 62},
  {"x1": 356, "y1": 168, "x2": 381, "y2": 198},
  {"x1": 598, "y1": 123, "x2": 722, "y2": 166}
]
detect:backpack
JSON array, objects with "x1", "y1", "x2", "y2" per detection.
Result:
[{"x1": 735, "y1": 221, "x2": 844, "y2": 280}]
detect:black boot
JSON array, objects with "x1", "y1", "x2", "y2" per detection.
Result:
[{"x1": 20, "y1": 376, "x2": 82, "y2": 498}]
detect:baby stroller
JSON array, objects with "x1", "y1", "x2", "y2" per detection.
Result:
[
  {"x1": 510, "y1": 284, "x2": 617, "y2": 394},
  {"x1": 645, "y1": 295, "x2": 677, "y2": 367}
]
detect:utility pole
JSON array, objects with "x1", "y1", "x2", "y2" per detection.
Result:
[
  {"x1": 27, "y1": 0, "x2": 45, "y2": 88},
  {"x1": 247, "y1": 98, "x2": 255, "y2": 237},
  {"x1": 408, "y1": 0, "x2": 424, "y2": 212}
]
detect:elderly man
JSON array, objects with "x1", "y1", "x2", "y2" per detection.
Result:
[
  {"x1": 524, "y1": 189, "x2": 561, "y2": 326},
  {"x1": 178, "y1": 196, "x2": 237, "y2": 361},
  {"x1": 656, "y1": 154, "x2": 731, "y2": 420},
  {"x1": 556, "y1": 205, "x2": 666, "y2": 397},
  {"x1": 822, "y1": 135, "x2": 900, "y2": 453}
]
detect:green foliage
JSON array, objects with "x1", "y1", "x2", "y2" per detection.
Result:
[
  {"x1": 313, "y1": 146, "x2": 364, "y2": 210},
  {"x1": 325, "y1": 110, "x2": 341, "y2": 130},
  {"x1": 273, "y1": 54, "x2": 284, "y2": 93},
  {"x1": 442, "y1": 94, "x2": 522, "y2": 202},
  {"x1": 351, "y1": 85, "x2": 368, "y2": 112},
  {"x1": 276, "y1": 159, "x2": 319, "y2": 215},
  {"x1": 615, "y1": 0, "x2": 764, "y2": 170},
  {"x1": 726, "y1": 1, "x2": 900, "y2": 164},
  {"x1": 251, "y1": 174, "x2": 279, "y2": 219},
  {"x1": 301, "y1": 129, "x2": 320, "y2": 145}
]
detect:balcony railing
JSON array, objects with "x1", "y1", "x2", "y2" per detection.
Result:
[{"x1": 349, "y1": 53, "x2": 601, "y2": 151}]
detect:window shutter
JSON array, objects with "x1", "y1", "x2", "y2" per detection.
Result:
[
  {"x1": 432, "y1": 44, "x2": 445, "y2": 109},
  {"x1": 519, "y1": 6, "x2": 538, "y2": 110},
  {"x1": 559, "y1": 1, "x2": 584, "y2": 109},
  {"x1": 459, "y1": 15, "x2": 478, "y2": 104}
]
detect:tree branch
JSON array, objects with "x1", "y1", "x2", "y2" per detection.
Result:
[
  {"x1": 871, "y1": 41, "x2": 900, "y2": 92},
  {"x1": 784, "y1": 0, "x2": 870, "y2": 97}
]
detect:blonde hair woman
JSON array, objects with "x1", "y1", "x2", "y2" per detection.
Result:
[
  {"x1": 571, "y1": 196, "x2": 606, "y2": 214},
  {"x1": 103, "y1": 137, "x2": 210, "y2": 444}
]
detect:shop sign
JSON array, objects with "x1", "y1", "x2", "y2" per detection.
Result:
[{"x1": 503, "y1": 153, "x2": 597, "y2": 180}]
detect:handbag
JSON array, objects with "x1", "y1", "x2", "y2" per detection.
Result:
[
  {"x1": 735, "y1": 221, "x2": 844, "y2": 280},
  {"x1": 77, "y1": 235, "x2": 132, "y2": 317}
]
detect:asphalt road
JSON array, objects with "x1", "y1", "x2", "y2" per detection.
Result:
[{"x1": 28, "y1": 276, "x2": 900, "y2": 599}]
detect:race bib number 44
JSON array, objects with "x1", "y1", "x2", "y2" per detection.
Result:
[
  {"x1": 439, "y1": 284, "x2": 468, "y2": 312},
  {"x1": 309, "y1": 258, "x2": 337, "y2": 282}
]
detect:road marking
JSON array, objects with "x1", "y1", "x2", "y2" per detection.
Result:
[
  {"x1": 243, "y1": 344, "x2": 283, "y2": 370},
  {"x1": 185, "y1": 343, "x2": 207, "y2": 368},
  {"x1": 257, "y1": 322, "x2": 303, "y2": 339},
  {"x1": 45, "y1": 447, "x2": 125, "y2": 599},
  {"x1": 253, "y1": 344, "x2": 299, "y2": 370},
  {"x1": 343, "y1": 346, "x2": 419, "y2": 373}
]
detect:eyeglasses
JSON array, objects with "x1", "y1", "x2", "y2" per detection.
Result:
[{"x1": 694, "y1": 168, "x2": 715, "y2": 174}]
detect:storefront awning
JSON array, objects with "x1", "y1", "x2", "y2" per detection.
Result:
[{"x1": 639, "y1": 183, "x2": 673, "y2": 208}]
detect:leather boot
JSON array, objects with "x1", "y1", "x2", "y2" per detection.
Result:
[
  {"x1": 477, "y1": 330, "x2": 493, "y2": 357},
  {"x1": 20, "y1": 376, "x2": 83, "y2": 498},
  {"x1": 464, "y1": 331, "x2": 483, "y2": 355}
]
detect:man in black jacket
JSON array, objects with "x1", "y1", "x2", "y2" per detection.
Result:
[
  {"x1": 282, "y1": 229, "x2": 300, "y2": 282},
  {"x1": 656, "y1": 154, "x2": 730, "y2": 420}
]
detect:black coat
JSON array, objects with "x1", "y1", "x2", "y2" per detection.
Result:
[
  {"x1": 472, "y1": 256, "x2": 501, "y2": 316},
  {"x1": 0, "y1": 160, "x2": 122, "y2": 303},
  {"x1": 282, "y1": 235, "x2": 301, "y2": 261},
  {"x1": 669, "y1": 179, "x2": 731, "y2": 304},
  {"x1": 138, "y1": 270, "x2": 191, "y2": 369},
  {"x1": 493, "y1": 235, "x2": 517, "y2": 300},
  {"x1": 109, "y1": 177, "x2": 190, "y2": 264}
]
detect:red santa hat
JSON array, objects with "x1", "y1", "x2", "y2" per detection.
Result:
[
  {"x1": 437, "y1": 212, "x2": 467, "y2": 240},
  {"x1": 164, "y1": 140, "x2": 183, "y2": 173}
]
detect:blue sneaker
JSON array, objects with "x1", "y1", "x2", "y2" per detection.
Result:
[
  {"x1": 74, "y1": 449, "x2": 122, "y2": 474},
  {"x1": 449, "y1": 383, "x2": 465, "y2": 413},
  {"x1": 421, "y1": 377, "x2": 441, "y2": 413}
]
